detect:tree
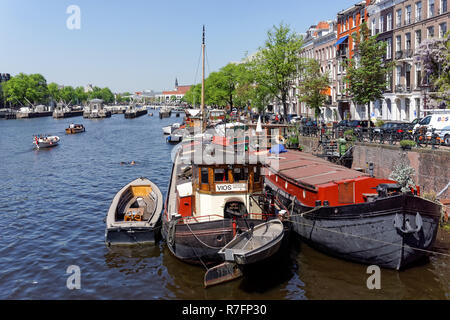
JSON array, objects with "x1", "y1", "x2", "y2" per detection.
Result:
[
  {"x1": 297, "y1": 59, "x2": 331, "y2": 119},
  {"x1": 48, "y1": 82, "x2": 61, "y2": 104},
  {"x1": 250, "y1": 23, "x2": 304, "y2": 122},
  {"x1": 74, "y1": 86, "x2": 88, "y2": 105},
  {"x1": 2, "y1": 73, "x2": 49, "y2": 107},
  {"x1": 345, "y1": 23, "x2": 393, "y2": 127},
  {"x1": 415, "y1": 31, "x2": 449, "y2": 106},
  {"x1": 60, "y1": 86, "x2": 76, "y2": 105}
]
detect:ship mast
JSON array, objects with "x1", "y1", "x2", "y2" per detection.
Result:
[{"x1": 201, "y1": 25, "x2": 205, "y2": 131}]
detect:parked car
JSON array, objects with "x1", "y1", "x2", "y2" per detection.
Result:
[
  {"x1": 290, "y1": 116, "x2": 302, "y2": 124},
  {"x1": 438, "y1": 128, "x2": 450, "y2": 146},
  {"x1": 348, "y1": 120, "x2": 375, "y2": 134}
]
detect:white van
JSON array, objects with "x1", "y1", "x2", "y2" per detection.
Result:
[{"x1": 413, "y1": 112, "x2": 450, "y2": 135}]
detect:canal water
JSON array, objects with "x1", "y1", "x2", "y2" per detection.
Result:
[{"x1": 0, "y1": 113, "x2": 448, "y2": 300}]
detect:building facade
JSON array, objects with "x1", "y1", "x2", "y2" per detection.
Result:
[{"x1": 335, "y1": 0, "x2": 370, "y2": 121}]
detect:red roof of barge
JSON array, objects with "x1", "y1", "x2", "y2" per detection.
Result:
[{"x1": 265, "y1": 150, "x2": 368, "y2": 190}]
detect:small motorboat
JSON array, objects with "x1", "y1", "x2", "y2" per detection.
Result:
[
  {"x1": 162, "y1": 123, "x2": 180, "y2": 135},
  {"x1": 218, "y1": 218, "x2": 284, "y2": 266},
  {"x1": 105, "y1": 177, "x2": 163, "y2": 246},
  {"x1": 33, "y1": 135, "x2": 60, "y2": 149},
  {"x1": 65, "y1": 124, "x2": 85, "y2": 134},
  {"x1": 204, "y1": 219, "x2": 285, "y2": 287}
]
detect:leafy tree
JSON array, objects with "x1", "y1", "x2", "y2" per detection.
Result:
[
  {"x1": 297, "y1": 59, "x2": 331, "y2": 119},
  {"x1": 60, "y1": 86, "x2": 76, "y2": 105},
  {"x1": 48, "y1": 82, "x2": 61, "y2": 104},
  {"x1": 415, "y1": 31, "x2": 449, "y2": 106},
  {"x1": 345, "y1": 23, "x2": 393, "y2": 127},
  {"x1": 2, "y1": 73, "x2": 49, "y2": 107},
  {"x1": 74, "y1": 86, "x2": 88, "y2": 105},
  {"x1": 250, "y1": 23, "x2": 304, "y2": 122}
]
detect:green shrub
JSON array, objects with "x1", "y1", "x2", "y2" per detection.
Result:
[
  {"x1": 400, "y1": 140, "x2": 416, "y2": 148},
  {"x1": 375, "y1": 119, "x2": 385, "y2": 127}
]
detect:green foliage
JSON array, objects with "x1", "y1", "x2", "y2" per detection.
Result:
[
  {"x1": 2, "y1": 73, "x2": 49, "y2": 106},
  {"x1": 249, "y1": 23, "x2": 304, "y2": 120},
  {"x1": 400, "y1": 139, "x2": 416, "y2": 148},
  {"x1": 345, "y1": 23, "x2": 393, "y2": 124},
  {"x1": 389, "y1": 163, "x2": 416, "y2": 193},
  {"x1": 375, "y1": 119, "x2": 385, "y2": 127},
  {"x1": 297, "y1": 59, "x2": 330, "y2": 119}
]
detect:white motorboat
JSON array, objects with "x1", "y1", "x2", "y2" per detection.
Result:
[
  {"x1": 33, "y1": 135, "x2": 60, "y2": 149},
  {"x1": 162, "y1": 123, "x2": 180, "y2": 135}
]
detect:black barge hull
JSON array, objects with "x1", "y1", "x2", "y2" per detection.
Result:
[{"x1": 270, "y1": 186, "x2": 441, "y2": 270}]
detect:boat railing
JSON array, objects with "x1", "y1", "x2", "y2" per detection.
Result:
[{"x1": 179, "y1": 212, "x2": 276, "y2": 224}]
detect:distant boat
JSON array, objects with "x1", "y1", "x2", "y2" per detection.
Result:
[
  {"x1": 124, "y1": 103, "x2": 148, "y2": 119},
  {"x1": 33, "y1": 135, "x2": 60, "y2": 149},
  {"x1": 162, "y1": 123, "x2": 180, "y2": 135},
  {"x1": 105, "y1": 177, "x2": 163, "y2": 246},
  {"x1": 159, "y1": 107, "x2": 172, "y2": 119},
  {"x1": 65, "y1": 124, "x2": 85, "y2": 134}
]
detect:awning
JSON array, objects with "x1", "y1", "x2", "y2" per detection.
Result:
[{"x1": 334, "y1": 35, "x2": 348, "y2": 47}]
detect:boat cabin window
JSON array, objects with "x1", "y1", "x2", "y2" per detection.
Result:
[
  {"x1": 224, "y1": 201, "x2": 248, "y2": 218},
  {"x1": 233, "y1": 168, "x2": 248, "y2": 182},
  {"x1": 254, "y1": 166, "x2": 261, "y2": 182},
  {"x1": 214, "y1": 169, "x2": 229, "y2": 182},
  {"x1": 201, "y1": 168, "x2": 209, "y2": 184}
]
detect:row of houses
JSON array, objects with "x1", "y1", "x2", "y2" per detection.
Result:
[{"x1": 275, "y1": 0, "x2": 448, "y2": 122}]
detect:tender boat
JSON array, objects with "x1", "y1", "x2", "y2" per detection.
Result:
[
  {"x1": 105, "y1": 177, "x2": 163, "y2": 246},
  {"x1": 65, "y1": 124, "x2": 85, "y2": 134},
  {"x1": 218, "y1": 218, "x2": 284, "y2": 266},
  {"x1": 33, "y1": 135, "x2": 60, "y2": 149},
  {"x1": 204, "y1": 218, "x2": 285, "y2": 287},
  {"x1": 264, "y1": 149, "x2": 442, "y2": 270}
]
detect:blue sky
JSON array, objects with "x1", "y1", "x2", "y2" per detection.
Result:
[{"x1": 0, "y1": 0, "x2": 356, "y2": 93}]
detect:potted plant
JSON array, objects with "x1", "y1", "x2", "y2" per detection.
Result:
[
  {"x1": 287, "y1": 135, "x2": 299, "y2": 149},
  {"x1": 400, "y1": 139, "x2": 416, "y2": 150}
]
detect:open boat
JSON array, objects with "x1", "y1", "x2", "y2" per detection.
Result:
[
  {"x1": 105, "y1": 177, "x2": 163, "y2": 246},
  {"x1": 218, "y1": 218, "x2": 284, "y2": 265},
  {"x1": 33, "y1": 135, "x2": 60, "y2": 149},
  {"x1": 65, "y1": 124, "x2": 85, "y2": 134}
]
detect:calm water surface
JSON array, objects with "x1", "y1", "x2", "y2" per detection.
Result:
[{"x1": 0, "y1": 113, "x2": 448, "y2": 300}]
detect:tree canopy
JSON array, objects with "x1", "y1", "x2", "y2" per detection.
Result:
[{"x1": 345, "y1": 23, "x2": 393, "y2": 125}]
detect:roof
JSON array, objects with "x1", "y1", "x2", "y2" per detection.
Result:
[
  {"x1": 265, "y1": 150, "x2": 367, "y2": 190},
  {"x1": 163, "y1": 85, "x2": 192, "y2": 96}
]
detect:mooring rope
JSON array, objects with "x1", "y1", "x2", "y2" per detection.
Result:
[{"x1": 284, "y1": 217, "x2": 450, "y2": 258}]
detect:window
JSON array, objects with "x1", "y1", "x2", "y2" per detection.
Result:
[
  {"x1": 371, "y1": 19, "x2": 376, "y2": 35},
  {"x1": 406, "y1": 5, "x2": 412, "y2": 24},
  {"x1": 233, "y1": 168, "x2": 248, "y2": 182},
  {"x1": 396, "y1": 35, "x2": 402, "y2": 52},
  {"x1": 427, "y1": 26, "x2": 435, "y2": 38},
  {"x1": 396, "y1": 65, "x2": 402, "y2": 86},
  {"x1": 439, "y1": 23, "x2": 447, "y2": 38},
  {"x1": 201, "y1": 168, "x2": 209, "y2": 184},
  {"x1": 396, "y1": 9, "x2": 402, "y2": 27},
  {"x1": 386, "y1": 38, "x2": 392, "y2": 59},
  {"x1": 441, "y1": 0, "x2": 448, "y2": 13},
  {"x1": 415, "y1": 30, "x2": 422, "y2": 48},
  {"x1": 380, "y1": 16, "x2": 384, "y2": 33},
  {"x1": 415, "y1": 1, "x2": 422, "y2": 21},
  {"x1": 353, "y1": 13, "x2": 357, "y2": 28},
  {"x1": 387, "y1": 13, "x2": 392, "y2": 31},
  {"x1": 214, "y1": 169, "x2": 228, "y2": 182},
  {"x1": 405, "y1": 33, "x2": 411, "y2": 51},
  {"x1": 429, "y1": 0, "x2": 435, "y2": 17},
  {"x1": 415, "y1": 63, "x2": 422, "y2": 88},
  {"x1": 254, "y1": 167, "x2": 261, "y2": 182}
]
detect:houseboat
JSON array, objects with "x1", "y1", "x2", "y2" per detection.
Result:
[
  {"x1": 124, "y1": 103, "x2": 148, "y2": 118},
  {"x1": 83, "y1": 99, "x2": 111, "y2": 119},
  {"x1": 53, "y1": 103, "x2": 84, "y2": 119},
  {"x1": 264, "y1": 149, "x2": 442, "y2": 270},
  {"x1": 162, "y1": 137, "x2": 284, "y2": 265},
  {"x1": 159, "y1": 107, "x2": 172, "y2": 119}
]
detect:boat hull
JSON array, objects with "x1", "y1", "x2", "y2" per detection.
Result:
[
  {"x1": 162, "y1": 217, "x2": 274, "y2": 265},
  {"x1": 124, "y1": 110, "x2": 148, "y2": 118},
  {"x1": 105, "y1": 226, "x2": 158, "y2": 246},
  {"x1": 272, "y1": 187, "x2": 441, "y2": 270}
]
